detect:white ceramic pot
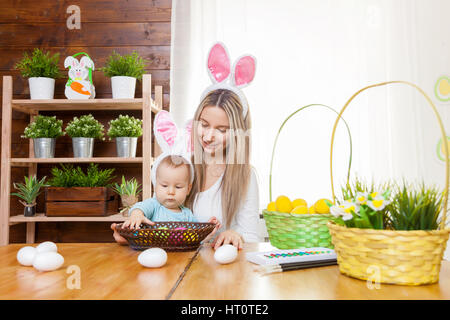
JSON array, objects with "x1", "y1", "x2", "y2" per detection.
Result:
[
  {"x1": 111, "y1": 76, "x2": 136, "y2": 99},
  {"x1": 28, "y1": 77, "x2": 55, "y2": 99}
]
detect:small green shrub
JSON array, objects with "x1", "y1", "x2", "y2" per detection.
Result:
[
  {"x1": 14, "y1": 48, "x2": 63, "y2": 79},
  {"x1": 11, "y1": 176, "x2": 48, "y2": 205},
  {"x1": 65, "y1": 114, "x2": 105, "y2": 139},
  {"x1": 22, "y1": 115, "x2": 65, "y2": 139},
  {"x1": 100, "y1": 51, "x2": 147, "y2": 80},
  {"x1": 107, "y1": 114, "x2": 143, "y2": 138},
  {"x1": 47, "y1": 163, "x2": 115, "y2": 188}
]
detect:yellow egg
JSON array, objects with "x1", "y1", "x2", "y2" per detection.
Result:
[
  {"x1": 266, "y1": 201, "x2": 277, "y2": 212},
  {"x1": 275, "y1": 195, "x2": 293, "y2": 213},
  {"x1": 292, "y1": 198, "x2": 308, "y2": 208},
  {"x1": 314, "y1": 199, "x2": 332, "y2": 214},
  {"x1": 308, "y1": 206, "x2": 316, "y2": 214},
  {"x1": 291, "y1": 205, "x2": 309, "y2": 214}
]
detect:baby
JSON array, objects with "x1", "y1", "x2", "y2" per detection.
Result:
[
  {"x1": 124, "y1": 155, "x2": 218, "y2": 229},
  {"x1": 112, "y1": 110, "x2": 220, "y2": 244}
]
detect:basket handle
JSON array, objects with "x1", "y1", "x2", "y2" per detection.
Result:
[
  {"x1": 269, "y1": 104, "x2": 353, "y2": 202},
  {"x1": 329, "y1": 81, "x2": 449, "y2": 230}
]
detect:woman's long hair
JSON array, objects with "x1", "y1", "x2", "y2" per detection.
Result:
[{"x1": 185, "y1": 89, "x2": 252, "y2": 228}]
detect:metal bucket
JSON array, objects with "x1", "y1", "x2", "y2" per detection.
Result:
[
  {"x1": 116, "y1": 137, "x2": 138, "y2": 157},
  {"x1": 33, "y1": 138, "x2": 55, "y2": 158},
  {"x1": 72, "y1": 137, "x2": 94, "y2": 158}
]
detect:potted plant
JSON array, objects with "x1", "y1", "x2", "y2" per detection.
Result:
[
  {"x1": 14, "y1": 48, "x2": 63, "y2": 99},
  {"x1": 327, "y1": 179, "x2": 449, "y2": 285},
  {"x1": 107, "y1": 114, "x2": 143, "y2": 157},
  {"x1": 65, "y1": 114, "x2": 105, "y2": 158},
  {"x1": 45, "y1": 163, "x2": 117, "y2": 216},
  {"x1": 112, "y1": 176, "x2": 142, "y2": 216},
  {"x1": 11, "y1": 176, "x2": 48, "y2": 217},
  {"x1": 22, "y1": 115, "x2": 65, "y2": 158},
  {"x1": 100, "y1": 51, "x2": 146, "y2": 99}
]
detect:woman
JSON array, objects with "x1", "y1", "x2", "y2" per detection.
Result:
[
  {"x1": 187, "y1": 89, "x2": 260, "y2": 250},
  {"x1": 111, "y1": 89, "x2": 260, "y2": 250},
  {"x1": 112, "y1": 42, "x2": 260, "y2": 249}
]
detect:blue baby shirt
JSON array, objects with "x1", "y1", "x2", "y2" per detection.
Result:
[{"x1": 128, "y1": 197, "x2": 197, "y2": 222}]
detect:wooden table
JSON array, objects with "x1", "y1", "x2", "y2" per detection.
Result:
[
  {"x1": 0, "y1": 243, "x2": 196, "y2": 300},
  {"x1": 1, "y1": 242, "x2": 450, "y2": 300}
]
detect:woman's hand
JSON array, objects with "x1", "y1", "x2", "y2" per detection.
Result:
[
  {"x1": 122, "y1": 210, "x2": 154, "y2": 229},
  {"x1": 203, "y1": 216, "x2": 222, "y2": 243},
  {"x1": 212, "y1": 229, "x2": 244, "y2": 250}
]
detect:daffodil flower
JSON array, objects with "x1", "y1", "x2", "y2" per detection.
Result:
[
  {"x1": 367, "y1": 195, "x2": 391, "y2": 211},
  {"x1": 330, "y1": 200, "x2": 359, "y2": 221},
  {"x1": 355, "y1": 192, "x2": 368, "y2": 205}
]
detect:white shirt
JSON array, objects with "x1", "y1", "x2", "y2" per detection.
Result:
[{"x1": 193, "y1": 168, "x2": 261, "y2": 242}]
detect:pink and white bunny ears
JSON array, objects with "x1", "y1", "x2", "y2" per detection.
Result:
[
  {"x1": 200, "y1": 42, "x2": 256, "y2": 118},
  {"x1": 151, "y1": 110, "x2": 194, "y2": 186}
]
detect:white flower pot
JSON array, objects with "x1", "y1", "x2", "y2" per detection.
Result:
[
  {"x1": 28, "y1": 77, "x2": 55, "y2": 99},
  {"x1": 111, "y1": 76, "x2": 136, "y2": 99}
]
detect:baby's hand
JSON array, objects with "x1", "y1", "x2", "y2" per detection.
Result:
[
  {"x1": 122, "y1": 209, "x2": 155, "y2": 229},
  {"x1": 208, "y1": 216, "x2": 221, "y2": 229}
]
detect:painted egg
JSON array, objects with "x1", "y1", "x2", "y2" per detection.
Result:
[
  {"x1": 174, "y1": 227, "x2": 186, "y2": 230},
  {"x1": 138, "y1": 248, "x2": 167, "y2": 268},
  {"x1": 17, "y1": 246, "x2": 37, "y2": 266},
  {"x1": 214, "y1": 244, "x2": 238, "y2": 264},
  {"x1": 36, "y1": 241, "x2": 57, "y2": 253},
  {"x1": 32, "y1": 252, "x2": 65, "y2": 272}
]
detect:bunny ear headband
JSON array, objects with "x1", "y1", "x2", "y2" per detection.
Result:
[
  {"x1": 200, "y1": 42, "x2": 257, "y2": 118},
  {"x1": 151, "y1": 110, "x2": 194, "y2": 186}
]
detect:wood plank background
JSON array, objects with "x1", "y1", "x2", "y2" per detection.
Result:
[{"x1": 0, "y1": 0, "x2": 172, "y2": 243}]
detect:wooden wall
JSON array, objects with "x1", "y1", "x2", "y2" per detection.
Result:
[{"x1": 0, "y1": 0, "x2": 172, "y2": 243}]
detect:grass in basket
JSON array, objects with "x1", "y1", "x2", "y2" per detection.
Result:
[
  {"x1": 386, "y1": 181, "x2": 445, "y2": 231},
  {"x1": 337, "y1": 177, "x2": 395, "y2": 229}
]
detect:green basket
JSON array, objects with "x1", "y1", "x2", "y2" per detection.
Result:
[
  {"x1": 263, "y1": 210, "x2": 338, "y2": 249},
  {"x1": 263, "y1": 104, "x2": 353, "y2": 249}
]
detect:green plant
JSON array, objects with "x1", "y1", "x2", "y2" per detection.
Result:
[
  {"x1": 14, "y1": 48, "x2": 63, "y2": 79},
  {"x1": 332, "y1": 178, "x2": 394, "y2": 229},
  {"x1": 112, "y1": 176, "x2": 142, "y2": 196},
  {"x1": 65, "y1": 114, "x2": 105, "y2": 139},
  {"x1": 22, "y1": 115, "x2": 65, "y2": 139},
  {"x1": 47, "y1": 163, "x2": 115, "y2": 187},
  {"x1": 11, "y1": 176, "x2": 48, "y2": 205},
  {"x1": 387, "y1": 182, "x2": 444, "y2": 231},
  {"x1": 107, "y1": 114, "x2": 143, "y2": 138},
  {"x1": 100, "y1": 51, "x2": 147, "y2": 80}
]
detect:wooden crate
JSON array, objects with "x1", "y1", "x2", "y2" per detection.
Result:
[{"x1": 45, "y1": 187, "x2": 118, "y2": 217}]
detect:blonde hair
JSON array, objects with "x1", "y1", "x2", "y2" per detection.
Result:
[{"x1": 185, "y1": 89, "x2": 251, "y2": 228}]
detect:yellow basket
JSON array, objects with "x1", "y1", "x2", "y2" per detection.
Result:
[{"x1": 328, "y1": 81, "x2": 450, "y2": 285}]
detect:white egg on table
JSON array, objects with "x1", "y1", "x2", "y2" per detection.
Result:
[
  {"x1": 138, "y1": 248, "x2": 167, "y2": 268},
  {"x1": 17, "y1": 246, "x2": 37, "y2": 266},
  {"x1": 32, "y1": 252, "x2": 64, "y2": 272},
  {"x1": 214, "y1": 244, "x2": 238, "y2": 264},
  {"x1": 36, "y1": 241, "x2": 57, "y2": 253}
]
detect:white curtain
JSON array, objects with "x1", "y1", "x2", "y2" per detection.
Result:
[{"x1": 170, "y1": 0, "x2": 450, "y2": 254}]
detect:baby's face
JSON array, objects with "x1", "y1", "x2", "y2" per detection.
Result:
[{"x1": 155, "y1": 162, "x2": 191, "y2": 210}]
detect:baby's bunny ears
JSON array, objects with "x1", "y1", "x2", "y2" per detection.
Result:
[
  {"x1": 201, "y1": 42, "x2": 256, "y2": 118},
  {"x1": 152, "y1": 110, "x2": 194, "y2": 186}
]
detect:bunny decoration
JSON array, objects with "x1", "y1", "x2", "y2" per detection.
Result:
[
  {"x1": 200, "y1": 42, "x2": 257, "y2": 118},
  {"x1": 64, "y1": 52, "x2": 96, "y2": 99},
  {"x1": 151, "y1": 110, "x2": 194, "y2": 186}
]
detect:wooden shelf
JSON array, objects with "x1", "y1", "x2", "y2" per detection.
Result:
[
  {"x1": 1, "y1": 74, "x2": 159, "y2": 245},
  {"x1": 11, "y1": 98, "x2": 161, "y2": 114},
  {"x1": 10, "y1": 157, "x2": 151, "y2": 166},
  {"x1": 9, "y1": 213, "x2": 127, "y2": 224}
]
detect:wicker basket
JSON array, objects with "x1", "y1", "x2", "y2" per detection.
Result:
[
  {"x1": 328, "y1": 81, "x2": 450, "y2": 285},
  {"x1": 263, "y1": 104, "x2": 353, "y2": 249},
  {"x1": 328, "y1": 222, "x2": 449, "y2": 285},
  {"x1": 116, "y1": 221, "x2": 215, "y2": 251}
]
